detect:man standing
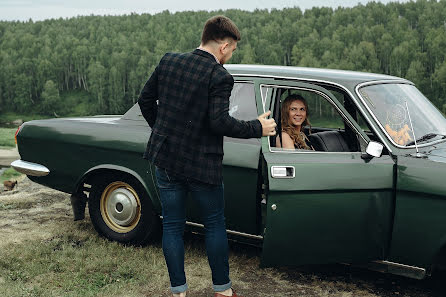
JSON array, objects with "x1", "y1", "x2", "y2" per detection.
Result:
[{"x1": 138, "y1": 15, "x2": 276, "y2": 297}]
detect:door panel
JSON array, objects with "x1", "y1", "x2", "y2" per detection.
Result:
[
  {"x1": 262, "y1": 152, "x2": 395, "y2": 266},
  {"x1": 223, "y1": 139, "x2": 261, "y2": 234}
]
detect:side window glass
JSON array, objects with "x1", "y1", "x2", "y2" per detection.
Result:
[
  {"x1": 355, "y1": 111, "x2": 372, "y2": 133},
  {"x1": 329, "y1": 87, "x2": 371, "y2": 133},
  {"x1": 229, "y1": 83, "x2": 257, "y2": 121},
  {"x1": 279, "y1": 89, "x2": 343, "y2": 129},
  {"x1": 327, "y1": 86, "x2": 387, "y2": 154},
  {"x1": 271, "y1": 87, "x2": 360, "y2": 153},
  {"x1": 226, "y1": 82, "x2": 260, "y2": 145}
]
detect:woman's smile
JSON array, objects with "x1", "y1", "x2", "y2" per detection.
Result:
[{"x1": 289, "y1": 100, "x2": 307, "y2": 128}]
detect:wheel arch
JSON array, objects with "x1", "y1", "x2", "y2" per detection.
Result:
[{"x1": 74, "y1": 164, "x2": 161, "y2": 214}]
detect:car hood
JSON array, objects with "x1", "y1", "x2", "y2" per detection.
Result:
[{"x1": 425, "y1": 141, "x2": 446, "y2": 162}]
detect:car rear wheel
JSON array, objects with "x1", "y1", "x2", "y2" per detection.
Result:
[{"x1": 88, "y1": 173, "x2": 160, "y2": 245}]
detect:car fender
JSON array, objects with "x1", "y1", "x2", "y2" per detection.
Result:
[{"x1": 73, "y1": 164, "x2": 161, "y2": 214}]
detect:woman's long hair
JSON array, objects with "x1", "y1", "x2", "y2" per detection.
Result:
[{"x1": 280, "y1": 94, "x2": 311, "y2": 149}]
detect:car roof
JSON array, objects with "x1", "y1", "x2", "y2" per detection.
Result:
[{"x1": 225, "y1": 64, "x2": 404, "y2": 89}]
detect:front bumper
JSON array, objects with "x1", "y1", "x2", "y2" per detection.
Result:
[{"x1": 11, "y1": 160, "x2": 50, "y2": 176}]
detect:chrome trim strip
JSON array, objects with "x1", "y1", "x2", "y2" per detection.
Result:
[
  {"x1": 11, "y1": 159, "x2": 50, "y2": 177},
  {"x1": 372, "y1": 260, "x2": 426, "y2": 279},
  {"x1": 373, "y1": 260, "x2": 426, "y2": 272},
  {"x1": 260, "y1": 86, "x2": 269, "y2": 108},
  {"x1": 159, "y1": 216, "x2": 263, "y2": 240},
  {"x1": 355, "y1": 80, "x2": 446, "y2": 149},
  {"x1": 185, "y1": 221, "x2": 263, "y2": 240},
  {"x1": 234, "y1": 73, "x2": 393, "y2": 154},
  {"x1": 268, "y1": 149, "x2": 360, "y2": 155}
]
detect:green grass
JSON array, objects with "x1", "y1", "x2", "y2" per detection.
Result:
[
  {"x1": 0, "y1": 168, "x2": 22, "y2": 183},
  {"x1": 0, "y1": 221, "x2": 210, "y2": 297},
  {"x1": 0, "y1": 113, "x2": 49, "y2": 127},
  {"x1": 0, "y1": 128, "x2": 17, "y2": 147}
]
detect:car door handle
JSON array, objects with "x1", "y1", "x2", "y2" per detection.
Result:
[{"x1": 270, "y1": 166, "x2": 295, "y2": 178}]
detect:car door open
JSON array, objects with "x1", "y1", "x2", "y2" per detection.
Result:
[{"x1": 255, "y1": 79, "x2": 396, "y2": 267}]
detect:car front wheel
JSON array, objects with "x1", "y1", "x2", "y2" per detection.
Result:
[{"x1": 88, "y1": 174, "x2": 160, "y2": 245}]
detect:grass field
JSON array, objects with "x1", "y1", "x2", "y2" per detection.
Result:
[
  {"x1": 0, "y1": 113, "x2": 49, "y2": 126},
  {"x1": 0, "y1": 127, "x2": 17, "y2": 148},
  {"x1": 0, "y1": 213, "x2": 264, "y2": 297},
  {"x1": 0, "y1": 178, "x2": 443, "y2": 297},
  {"x1": 0, "y1": 223, "x2": 173, "y2": 296},
  {"x1": 0, "y1": 221, "x2": 168, "y2": 296}
]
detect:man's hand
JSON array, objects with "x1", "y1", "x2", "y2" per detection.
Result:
[{"x1": 258, "y1": 111, "x2": 277, "y2": 136}]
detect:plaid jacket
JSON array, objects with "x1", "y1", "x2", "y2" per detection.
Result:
[{"x1": 138, "y1": 49, "x2": 262, "y2": 185}]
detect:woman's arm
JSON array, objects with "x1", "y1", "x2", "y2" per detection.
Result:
[{"x1": 276, "y1": 132, "x2": 295, "y2": 149}]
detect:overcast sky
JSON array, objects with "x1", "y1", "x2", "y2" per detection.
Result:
[{"x1": 0, "y1": 0, "x2": 411, "y2": 22}]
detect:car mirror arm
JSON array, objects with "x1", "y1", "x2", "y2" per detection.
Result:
[
  {"x1": 361, "y1": 152, "x2": 374, "y2": 160},
  {"x1": 361, "y1": 141, "x2": 384, "y2": 160}
]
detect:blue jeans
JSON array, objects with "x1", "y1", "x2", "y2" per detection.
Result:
[{"x1": 155, "y1": 166, "x2": 232, "y2": 294}]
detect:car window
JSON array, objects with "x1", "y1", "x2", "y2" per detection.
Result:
[
  {"x1": 270, "y1": 86, "x2": 361, "y2": 153},
  {"x1": 229, "y1": 83, "x2": 258, "y2": 121},
  {"x1": 225, "y1": 82, "x2": 261, "y2": 145},
  {"x1": 121, "y1": 103, "x2": 143, "y2": 120},
  {"x1": 328, "y1": 87, "x2": 371, "y2": 133},
  {"x1": 324, "y1": 87, "x2": 374, "y2": 152},
  {"x1": 279, "y1": 89, "x2": 343, "y2": 129},
  {"x1": 359, "y1": 83, "x2": 446, "y2": 147}
]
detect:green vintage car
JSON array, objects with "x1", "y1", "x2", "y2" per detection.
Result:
[{"x1": 12, "y1": 65, "x2": 446, "y2": 279}]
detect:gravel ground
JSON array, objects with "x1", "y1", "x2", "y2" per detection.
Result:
[{"x1": 1, "y1": 176, "x2": 444, "y2": 297}]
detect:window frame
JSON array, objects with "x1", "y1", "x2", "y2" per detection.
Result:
[{"x1": 259, "y1": 83, "x2": 368, "y2": 154}]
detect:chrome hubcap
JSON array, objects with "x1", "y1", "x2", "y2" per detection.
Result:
[
  {"x1": 106, "y1": 188, "x2": 138, "y2": 226},
  {"x1": 100, "y1": 181, "x2": 141, "y2": 233}
]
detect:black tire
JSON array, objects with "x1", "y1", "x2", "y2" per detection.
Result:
[{"x1": 88, "y1": 173, "x2": 160, "y2": 245}]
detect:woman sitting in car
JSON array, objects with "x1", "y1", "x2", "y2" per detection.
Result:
[{"x1": 276, "y1": 94, "x2": 314, "y2": 150}]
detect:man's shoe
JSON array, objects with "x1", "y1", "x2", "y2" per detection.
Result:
[{"x1": 214, "y1": 289, "x2": 242, "y2": 297}]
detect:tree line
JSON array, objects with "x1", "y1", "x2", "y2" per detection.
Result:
[{"x1": 1, "y1": 0, "x2": 446, "y2": 117}]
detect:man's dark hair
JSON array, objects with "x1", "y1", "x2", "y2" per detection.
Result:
[{"x1": 201, "y1": 15, "x2": 241, "y2": 45}]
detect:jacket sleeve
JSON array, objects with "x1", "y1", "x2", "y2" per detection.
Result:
[
  {"x1": 138, "y1": 64, "x2": 159, "y2": 128},
  {"x1": 208, "y1": 67, "x2": 262, "y2": 139}
]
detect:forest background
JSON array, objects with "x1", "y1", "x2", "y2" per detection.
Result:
[{"x1": 1, "y1": 0, "x2": 446, "y2": 121}]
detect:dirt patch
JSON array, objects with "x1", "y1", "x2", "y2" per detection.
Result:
[
  {"x1": 0, "y1": 177, "x2": 444, "y2": 296},
  {"x1": 0, "y1": 147, "x2": 19, "y2": 167},
  {"x1": 0, "y1": 176, "x2": 72, "y2": 247}
]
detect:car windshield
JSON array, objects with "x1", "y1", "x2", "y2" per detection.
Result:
[{"x1": 358, "y1": 83, "x2": 446, "y2": 147}]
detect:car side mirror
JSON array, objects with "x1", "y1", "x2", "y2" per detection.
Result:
[{"x1": 362, "y1": 141, "x2": 384, "y2": 159}]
